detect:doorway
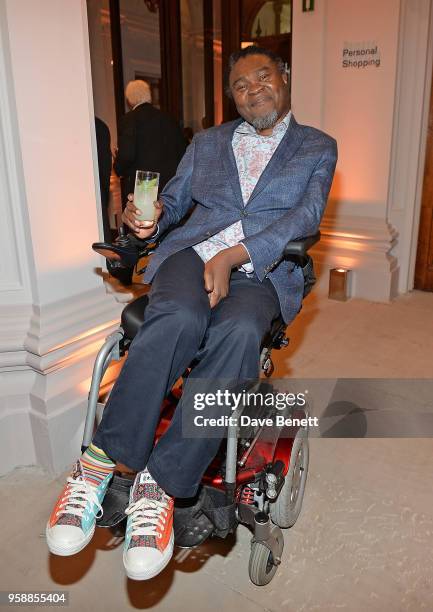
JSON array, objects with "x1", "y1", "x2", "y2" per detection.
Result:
[
  {"x1": 87, "y1": 0, "x2": 292, "y2": 137},
  {"x1": 414, "y1": 66, "x2": 433, "y2": 291}
]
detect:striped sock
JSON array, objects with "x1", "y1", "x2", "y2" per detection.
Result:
[{"x1": 80, "y1": 443, "x2": 116, "y2": 488}]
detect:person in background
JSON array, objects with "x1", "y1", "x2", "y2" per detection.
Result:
[
  {"x1": 95, "y1": 117, "x2": 128, "y2": 283},
  {"x1": 95, "y1": 117, "x2": 113, "y2": 242},
  {"x1": 114, "y1": 79, "x2": 187, "y2": 209},
  {"x1": 113, "y1": 79, "x2": 187, "y2": 284}
]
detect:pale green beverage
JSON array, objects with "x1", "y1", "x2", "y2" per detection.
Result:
[{"x1": 134, "y1": 171, "x2": 160, "y2": 222}]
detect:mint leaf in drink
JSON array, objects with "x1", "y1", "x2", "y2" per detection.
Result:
[{"x1": 142, "y1": 177, "x2": 158, "y2": 190}]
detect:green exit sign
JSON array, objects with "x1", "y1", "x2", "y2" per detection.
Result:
[{"x1": 302, "y1": 0, "x2": 315, "y2": 11}]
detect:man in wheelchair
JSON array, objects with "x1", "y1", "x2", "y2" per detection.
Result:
[{"x1": 46, "y1": 45, "x2": 337, "y2": 581}]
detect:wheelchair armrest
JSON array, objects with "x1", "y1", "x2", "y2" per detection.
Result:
[
  {"x1": 283, "y1": 232, "x2": 320, "y2": 299},
  {"x1": 283, "y1": 232, "x2": 320, "y2": 259}
]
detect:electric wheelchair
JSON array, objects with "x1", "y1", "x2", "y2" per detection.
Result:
[{"x1": 84, "y1": 228, "x2": 319, "y2": 586}]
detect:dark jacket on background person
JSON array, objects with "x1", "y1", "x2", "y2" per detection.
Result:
[
  {"x1": 95, "y1": 117, "x2": 112, "y2": 241},
  {"x1": 114, "y1": 102, "x2": 188, "y2": 205}
]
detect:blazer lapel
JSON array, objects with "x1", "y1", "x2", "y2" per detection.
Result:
[
  {"x1": 219, "y1": 118, "x2": 245, "y2": 210},
  {"x1": 246, "y1": 115, "x2": 305, "y2": 206}
]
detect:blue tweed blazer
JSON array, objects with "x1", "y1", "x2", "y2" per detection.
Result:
[{"x1": 143, "y1": 115, "x2": 337, "y2": 324}]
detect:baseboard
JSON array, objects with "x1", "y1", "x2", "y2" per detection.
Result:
[{"x1": 315, "y1": 214, "x2": 399, "y2": 301}]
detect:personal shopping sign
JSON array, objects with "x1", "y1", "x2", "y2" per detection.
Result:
[{"x1": 342, "y1": 41, "x2": 381, "y2": 69}]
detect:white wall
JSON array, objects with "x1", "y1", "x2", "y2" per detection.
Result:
[
  {"x1": 6, "y1": 0, "x2": 103, "y2": 302},
  {"x1": 293, "y1": 0, "x2": 400, "y2": 215},
  {"x1": 292, "y1": 0, "x2": 432, "y2": 300}
]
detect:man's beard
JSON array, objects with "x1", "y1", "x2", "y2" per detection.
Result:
[{"x1": 249, "y1": 110, "x2": 279, "y2": 131}]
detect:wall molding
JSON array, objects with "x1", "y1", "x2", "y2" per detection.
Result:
[
  {"x1": 0, "y1": 351, "x2": 123, "y2": 477},
  {"x1": 314, "y1": 212, "x2": 399, "y2": 301},
  {"x1": 25, "y1": 285, "x2": 120, "y2": 355},
  {"x1": 0, "y1": 285, "x2": 122, "y2": 374},
  {"x1": 0, "y1": 303, "x2": 32, "y2": 353}
]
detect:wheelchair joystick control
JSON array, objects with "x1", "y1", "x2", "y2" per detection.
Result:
[
  {"x1": 115, "y1": 226, "x2": 130, "y2": 247},
  {"x1": 92, "y1": 226, "x2": 144, "y2": 270}
]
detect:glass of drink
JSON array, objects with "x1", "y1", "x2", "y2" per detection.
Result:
[{"x1": 134, "y1": 170, "x2": 160, "y2": 222}]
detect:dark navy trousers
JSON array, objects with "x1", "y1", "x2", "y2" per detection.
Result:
[{"x1": 92, "y1": 248, "x2": 281, "y2": 497}]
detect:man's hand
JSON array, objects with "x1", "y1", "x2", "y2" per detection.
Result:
[
  {"x1": 122, "y1": 194, "x2": 163, "y2": 239},
  {"x1": 204, "y1": 244, "x2": 250, "y2": 308}
]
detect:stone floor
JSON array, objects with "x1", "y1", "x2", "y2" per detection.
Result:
[{"x1": 1, "y1": 290, "x2": 432, "y2": 611}]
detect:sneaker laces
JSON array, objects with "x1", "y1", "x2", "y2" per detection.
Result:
[
  {"x1": 125, "y1": 497, "x2": 170, "y2": 538},
  {"x1": 56, "y1": 476, "x2": 104, "y2": 520}
]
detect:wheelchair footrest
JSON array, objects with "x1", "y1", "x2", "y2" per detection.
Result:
[
  {"x1": 97, "y1": 475, "x2": 238, "y2": 544},
  {"x1": 174, "y1": 485, "x2": 237, "y2": 547},
  {"x1": 96, "y1": 473, "x2": 133, "y2": 528},
  {"x1": 201, "y1": 487, "x2": 237, "y2": 539},
  {"x1": 174, "y1": 488, "x2": 214, "y2": 548}
]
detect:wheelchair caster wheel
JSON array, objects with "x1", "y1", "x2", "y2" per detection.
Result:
[
  {"x1": 270, "y1": 426, "x2": 309, "y2": 528},
  {"x1": 248, "y1": 542, "x2": 278, "y2": 586}
]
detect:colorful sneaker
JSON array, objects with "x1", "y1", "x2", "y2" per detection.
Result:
[
  {"x1": 46, "y1": 460, "x2": 113, "y2": 556},
  {"x1": 123, "y1": 468, "x2": 174, "y2": 580}
]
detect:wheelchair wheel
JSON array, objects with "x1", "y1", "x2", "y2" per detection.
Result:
[
  {"x1": 248, "y1": 542, "x2": 278, "y2": 586},
  {"x1": 270, "y1": 426, "x2": 309, "y2": 528}
]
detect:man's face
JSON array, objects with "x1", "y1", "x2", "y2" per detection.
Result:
[{"x1": 229, "y1": 54, "x2": 290, "y2": 132}]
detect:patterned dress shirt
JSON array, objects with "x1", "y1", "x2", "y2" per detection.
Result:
[{"x1": 193, "y1": 111, "x2": 292, "y2": 273}]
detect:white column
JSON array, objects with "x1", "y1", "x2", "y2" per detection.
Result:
[{"x1": 0, "y1": 0, "x2": 122, "y2": 476}]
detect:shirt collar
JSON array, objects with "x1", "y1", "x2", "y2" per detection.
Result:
[
  {"x1": 132, "y1": 101, "x2": 149, "y2": 110},
  {"x1": 234, "y1": 110, "x2": 292, "y2": 137}
]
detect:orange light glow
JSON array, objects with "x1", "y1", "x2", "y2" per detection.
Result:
[
  {"x1": 50, "y1": 319, "x2": 119, "y2": 353},
  {"x1": 78, "y1": 359, "x2": 124, "y2": 395}
]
